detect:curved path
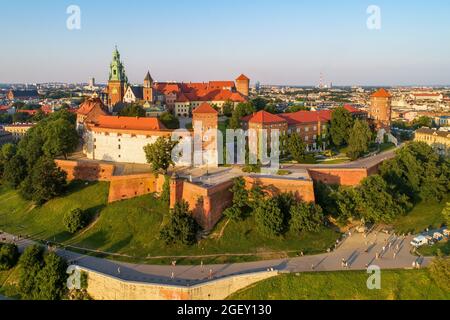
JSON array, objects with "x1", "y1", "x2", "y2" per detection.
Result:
[{"x1": 2, "y1": 228, "x2": 429, "y2": 287}]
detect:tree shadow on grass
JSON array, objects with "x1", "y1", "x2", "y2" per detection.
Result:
[
  {"x1": 104, "y1": 235, "x2": 133, "y2": 255},
  {"x1": 63, "y1": 180, "x2": 100, "y2": 198}
]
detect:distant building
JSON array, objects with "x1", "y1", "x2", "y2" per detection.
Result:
[
  {"x1": 369, "y1": 88, "x2": 392, "y2": 132},
  {"x1": 3, "y1": 123, "x2": 34, "y2": 140},
  {"x1": 6, "y1": 89, "x2": 39, "y2": 100},
  {"x1": 414, "y1": 128, "x2": 450, "y2": 157},
  {"x1": 75, "y1": 97, "x2": 109, "y2": 131}
]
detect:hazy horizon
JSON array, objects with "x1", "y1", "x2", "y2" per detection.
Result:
[{"x1": 1, "y1": 0, "x2": 450, "y2": 86}]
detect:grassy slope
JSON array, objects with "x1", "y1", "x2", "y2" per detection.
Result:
[
  {"x1": 393, "y1": 196, "x2": 448, "y2": 234},
  {"x1": 228, "y1": 270, "x2": 450, "y2": 300},
  {"x1": 0, "y1": 183, "x2": 338, "y2": 264},
  {"x1": 0, "y1": 267, "x2": 21, "y2": 299}
]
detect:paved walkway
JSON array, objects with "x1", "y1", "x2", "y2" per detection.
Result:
[{"x1": 1, "y1": 228, "x2": 429, "y2": 287}]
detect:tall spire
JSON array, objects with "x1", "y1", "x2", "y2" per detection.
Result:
[{"x1": 109, "y1": 46, "x2": 127, "y2": 83}]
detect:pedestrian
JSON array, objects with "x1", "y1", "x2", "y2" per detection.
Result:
[
  {"x1": 396, "y1": 244, "x2": 400, "y2": 251},
  {"x1": 200, "y1": 260, "x2": 204, "y2": 272},
  {"x1": 349, "y1": 231, "x2": 352, "y2": 237},
  {"x1": 382, "y1": 246, "x2": 386, "y2": 252},
  {"x1": 393, "y1": 252, "x2": 397, "y2": 259},
  {"x1": 311, "y1": 264, "x2": 315, "y2": 271},
  {"x1": 300, "y1": 251, "x2": 304, "y2": 257},
  {"x1": 412, "y1": 261, "x2": 416, "y2": 269},
  {"x1": 375, "y1": 252, "x2": 379, "y2": 260},
  {"x1": 117, "y1": 267, "x2": 121, "y2": 275},
  {"x1": 171, "y1": 272, "x2": 174, "y2": 279},
  {"x1": 209, "y1": 269, "x2": 213, "y2": 280}
]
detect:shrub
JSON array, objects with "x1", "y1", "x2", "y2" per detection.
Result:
[
  {"x1": 63, "y1": 208, "x2": 88, "y2": 233},
  {"x1": 0, "y1": 243, "x2": 19, "y2": 270},
  {"x1": 254, "y1": 199, "x2": 285, "y2": 237},
  {"x1": 290, "y1": 202, "x2": 324, "y2": 233},
  {"x1": 160, "y1": 201, "x2": 200, "y2": 245}
]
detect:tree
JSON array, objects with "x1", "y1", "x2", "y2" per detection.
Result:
[
  {"x1": 0, "y1": 243, "x2": 19, "y2": 271},
  {"x1": 222, "y1": 101, "x2": 234, "y2": 117},
  {"x1": 224, "y1": 178, "x2": 250, "y2": 221},
  {"x1": 160, "y1": 176, "x2": 171, "y2": 205},
  {"x1": 63, "y1": 208, "x2": 88, "y2": 233},
  {"x1": 443, "y1": 203, "x2": 450, "y2": 227},
  {"x1": 42, "y1": 118, "x2": 79, "y2": 159},
  {"x1": 229, "y1": 102, "x2": 255, "y2": 129},
  {"x1": 381, "y1": 142, "x2": 448, "y2": 203},
  {"x1": 347, "y1": 120, "x2": 372, "y2": 160},
  {"x1": 18, "y1": 245, "x2": 44, "y2": 299},
  {"x1": 160, "y1": 201, "x2": 199, "y2": 245},
  {"x1": 22, "y1": 157, "x2": 67, "y2": 205},
  {"x1": 334, "y1": 187, "x2": 359, "y2": 224},
  {"x1": 428, "y1": 252, "x2": 450, "y2": 292},
  {"x1": 251, "y1": 97, "x2": 268, "y2": 111},
  {"x1": 287, "y1": 133, "x2": 307, "y2": 163},
  {"x1": 159, "y1": 112, "x2": 180, "y2": 129},
  {"x1": 290, "y1": 202, "x2": 324, "y2": 233},
  {"x1": 412, "y1": 116, "x2": 433, "y2": 129},
  {"x1": 2, "y1": 154, "x2": 27, "y2": 188},
  {"x1": 34, "y1": 252, "x2": 68, "y2": 300},
  {"x1": 144, "y1": 136, "x2": 179, "y2": 173},
  {"x1": 254, "y1": 199, "x2": 285, "y2": 237},
  {"x1": 118, "y1": 103, "x2": 146, "y2": 117},
  {"x1": 356, "y1": 175, "x2": 406, "y2": 223},
  {"x1": 330, "y1": 107, "x2": 354, "y2": 146}
]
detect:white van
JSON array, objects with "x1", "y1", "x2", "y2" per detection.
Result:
[{"x1": 410, "y1": 236, "x2": 428, "y2": 248}]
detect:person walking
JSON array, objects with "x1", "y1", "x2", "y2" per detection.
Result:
[
  {"x1": 200, "y1": 260, "x2": 204, "y2": 272},
  {"x1": 209, "y1": 269, "x2": 213, "y2": 280},
  {"x1": 117, "y1": 267, "x2": 121, "y2": 275},
  {"x1": 171, "y1": 271, "x2": 175, "y2": 279}
]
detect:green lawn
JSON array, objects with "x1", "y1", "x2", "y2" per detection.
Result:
[
  {"x1": 228, "y1": 270, "x2": 450, "y2": 300},
  {"x1": 392, "y1": 197, "x2": 448, "y2": 234},
  {"x1": 0, "y1": 183, "x2": 339, "y2": 265}
]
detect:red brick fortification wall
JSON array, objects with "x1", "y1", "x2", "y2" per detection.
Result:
[
  {"x1": 244, "y1": 176, "x2": 316, "y2": 203},
  {"x1": 308, "y1": 167, "x2": 378, "y2": 186},
  {"x1": 170, "y1": 177, "x2": 233, "y2": 231},
  {"x1": 55, "y1": 160, "x2": 115, "y2": 181},
  {"x1": 108, "y1": 173, "x2": 166, "y2": 203},
  {"x1": 170, "y1": 175, "x2": 316, "y2": 230}
]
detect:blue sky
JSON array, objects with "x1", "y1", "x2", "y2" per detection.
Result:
[{"x1": 1, "y1": 0, "x2": 450, "y2": 85}]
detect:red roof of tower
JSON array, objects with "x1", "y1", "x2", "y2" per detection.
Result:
[
  {"x1": 371, "y1": 88, "x2": 392, "y2": 98},
  {"x1": 192, "y1": 102, "x2": 218, "y2": 114},
  {"x1": 236, "y1": 74, "x2": 250, "y2": 81}
]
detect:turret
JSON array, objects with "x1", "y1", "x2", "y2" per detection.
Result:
[{"x1": 235, "y1": 74, "x2": 250, "y2": 97}]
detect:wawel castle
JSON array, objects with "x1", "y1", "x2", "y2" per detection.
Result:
[{"x1": 102, "y1": 46, "x2": 249, "y2": 117}]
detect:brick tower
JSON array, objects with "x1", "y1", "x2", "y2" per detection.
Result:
[
  {"x1": 192, "y1": 103, "x2": 219, "y2": 167},
  {"x1": 143, "y1": 71, "x2": 153, "y2": 102},
  {"x1": 235, "y1": 74, "x2": 250, "y2": 97},
  {"x1": 370, "y1": 88, "x2": 392, "y2": 131},
  {"x1": 107, "y1": 46, "x2": 128, "y2": 108}
]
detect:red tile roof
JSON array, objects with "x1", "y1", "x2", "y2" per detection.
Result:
[
  {"x1": 236, "y1": 74, "x2": 250, "y2": 81},
  {"x1": 244, "y1": 110, "x2": 287, "y2": 124},
  {"x1": 279, "y1": 110, "x2": 330, "y2": 125},
  {"x1": 76, "y1": 98, "x2": 106, "y2": 115},
  {"x1": 192, "y1": 103, "x2": 218, "y2": 114},
  {"x1": 96, "y1": 115, "x2": 166, "y2": 131},
  {"x1": 371, "y1": 88, "x2": 391, "y2": 98},
  {"x1": 18, "y1": 109, "x2": 38, "y2": 115}
]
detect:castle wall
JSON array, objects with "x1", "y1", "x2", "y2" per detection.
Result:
[
  {"x1": 307, "y1": 166, "x2": 379, "y2": 186},
  {"x1": 108, "y1": 173, "x2": 167, "y2": 203},
  {"x1": 55, "y1": 159, "x2": 115, "y2": 181},
  {"x1": 79, "y1": 266, "x2": 277, "y2": 300}
]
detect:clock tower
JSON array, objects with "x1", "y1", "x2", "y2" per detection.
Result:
[{"x1": 107, "y1": 46, "x2": 128, "y2": 107}]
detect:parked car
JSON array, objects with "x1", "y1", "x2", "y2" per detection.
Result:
[{"x1": 410, "y1": 235, "x2": 428, "y2": 248}]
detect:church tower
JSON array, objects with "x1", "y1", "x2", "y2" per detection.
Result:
[
  {"x1": 107, "y1": 46, "x2": 128, "y2": 107},
  {"x1": 143, "y1": 71, "x2": 154, "y2": 102}
]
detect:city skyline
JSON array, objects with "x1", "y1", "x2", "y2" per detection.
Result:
[{"x1": 1, "y1": 0, "x2": 450, "y2": 86}]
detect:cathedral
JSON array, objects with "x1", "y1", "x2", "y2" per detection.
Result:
[{"x1": 103, "y1": 47, "x2": 250, "y2": 116}]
